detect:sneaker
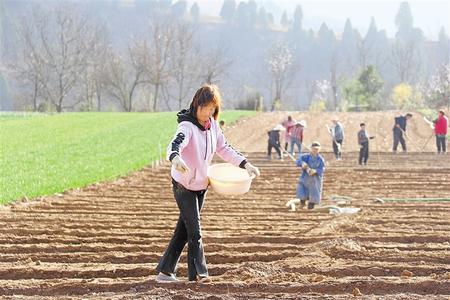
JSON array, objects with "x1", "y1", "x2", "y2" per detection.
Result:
[
  {"x1": 197, "y1": 276, "x2": 212, "y2": 283},
  {"x1": 307, "y1": 202, "x2": 315, "y2": 210},
  {"x1": 156, "y1": 272, "x2": 178, "y2": 283}
]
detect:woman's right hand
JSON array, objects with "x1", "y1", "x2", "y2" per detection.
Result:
[
  {"x1": 172, "y1": 156, "x2": 189, "y2": 173},
  {"x1": 245, "y1": 162, "x2": 260, "y2": 177}
]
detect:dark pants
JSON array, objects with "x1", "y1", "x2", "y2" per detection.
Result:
[
  {"x1": 332, "y1": 139, "x2": 343, "y2": 159},
  {"x1": 156, "y1": 179, "x2": 208, "y2": 281},
  {"x1": 436, "y1": 135, "x2": 447, "y2": 153},
  {"x1": 359, "y1": 142, "x2": 369, "y2": 164},
  {"x1": 393, "y1": 129, "x2": 406, "y2": 152},
  {"x1": 268, "y1": 141, "x2": 282, "y2": 158}
]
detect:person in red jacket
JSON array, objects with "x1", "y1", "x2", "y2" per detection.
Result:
[{"x1": 434, "y1": 110, "x2": 449, "y2": 154}]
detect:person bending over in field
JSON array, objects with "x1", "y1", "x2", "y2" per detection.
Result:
[
  {"x1": 295, "y1": 142, "x2": 325, "y2": 209},
  {"x1": 155, "y1": 84, "x2": 260, "y2": 283},
  {"x1": 267, "y1": 124, "x2": 284, "y2": 160}
]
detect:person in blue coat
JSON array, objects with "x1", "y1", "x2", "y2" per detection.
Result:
[{"x1": 295, "y1": 142, "x2": 325, "y2": 209}]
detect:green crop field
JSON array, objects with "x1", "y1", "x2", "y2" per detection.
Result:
[{"x1": 0, "y1": 111, "x2": 256, "y2": 204}]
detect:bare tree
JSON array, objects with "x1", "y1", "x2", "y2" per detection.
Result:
[
  {"x1": 27, "y1": 4, "x2": 100, "y2": 112},
  {"x1": 425, "y1": 63, "x2": 450, "y2": 110},
  {"x1": 144, "y1": 15, "x2": 176, "y2": 112},
  {"x1": 77, "y1": 24, "x2": 109, "y2": 111},
  {"x1": 200, "y1": 46, "x2": 232, "y2": 85},
  {"x1": 330, "y1": 51, "x2": 339, "y2": 111},
  {"x1": 10, "y1": 7, "x2": 48, "y2": 111},
  {"x1": 167, "y1": 21, "x2": 201, "y2": 110},
  {"x1": 103, "y1": 45, "x2": 146, "y2": 112},
  {"x1": 390, "y1": 39, "x2": 420, "y2": 84},
  {"x1": 266, "y1": 41, "x2": 298, "y2": 110}
]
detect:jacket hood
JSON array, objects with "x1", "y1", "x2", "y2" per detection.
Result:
[{"x1": 177, "y1": 109, "x2": 207, "y2": 131}]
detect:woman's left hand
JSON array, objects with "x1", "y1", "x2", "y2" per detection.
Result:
[{"x1": 245, "y1": 162, "x2": 260, "y2": 177}]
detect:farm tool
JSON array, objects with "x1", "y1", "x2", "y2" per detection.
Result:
[
  {"x1": 420, "y1": 116, "x2": 436, "y2": 152},
  {"x1": 374, "y1": 197, "x2": 450, "y2": 203},
  {"x1": 398, "y1": 127, "x2": 422, "y2": 152},
  {"x1": 281, "y1": 148, "x2": 296, "y2": 162},
  {"x1": 326, "y1": 124, "x2": 341, "y2": 152},
  {"x1": 285, "y1": 198, "x2": 361, "y2": 214}
]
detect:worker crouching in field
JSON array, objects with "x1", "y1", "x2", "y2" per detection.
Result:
[
  {"x1": 295, "y1": 142, "x2": 325, "y2": 209},
  {"x1": 358, "y1": 123, "x2": 375, "y2": 165}
]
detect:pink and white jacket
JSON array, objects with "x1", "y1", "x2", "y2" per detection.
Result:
[{"x1": 167, "y1": 109, "x2": 247, "y2": 191}]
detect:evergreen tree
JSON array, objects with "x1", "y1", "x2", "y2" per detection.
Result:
[
  {"x1": 344, "y1": 65, "x2": 384, "y2": 111},
  {"x1": 171, "y1": 0, "x2": 187, "y2": 18},
  {"x1": 280, "y1": 10, "x2": 288, "y2": 28},
  {"x1": 292, "y1": 5, "x2": 303, "y2": 33},
  {"x1": 267, "y1": 12, "x2": 274, "y2": 25},
  {"x1": 365, "y1": 17, "x2": 378, "y2": 42},
  {"x1": 236, "y1": 2, "x2": 249, "y2": 29},
  {"x1": 395, "y1": 1, "x2": 413, "y2": 37},
  {"x1": 247, "y1": 0, "x2": 258, "y2": 28},
  {"x1": 340, "y1": 18, "x2": 359, "y2": 74},
  {"x1": 438, "y1": 27, "x2": 450, "y2": 65},
  {"x1": 257, "y1": 7, "x2": 269, "y2": 28},
  {"x1": 190, "y1": 2, "x2": 200, "y2": 22},
  {"x1": 220, "y1": 0, "x2": 236, "y2": 21}
]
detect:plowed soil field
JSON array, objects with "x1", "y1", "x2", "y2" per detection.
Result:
[{"x1": 1, "y1": 112, "x2": 449, "y2": 299}]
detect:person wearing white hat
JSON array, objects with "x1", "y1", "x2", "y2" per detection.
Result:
[
  {"x1": 329, "y1": 119, "x2": 344, "y2": 160},
  {"x1": 289, "y1": 120, "x2": 306, "y2": 156},
  {"x1": 295, "y1": 142, "x2": 325, "y2": 209},
  {"x1": 267, "y1": 124, "x2": 284, "y2": 160}
]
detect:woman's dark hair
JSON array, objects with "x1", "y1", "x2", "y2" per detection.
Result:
[
  {"x1": 439, "y1": 110, "x2": 445, "y2": 116},
  {"x1": 190, "y1": 84, "x2": 221, "y2": 120}
]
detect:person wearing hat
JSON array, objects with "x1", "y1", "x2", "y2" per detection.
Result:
[
  {"x1": 329, "y1": 119, "x2": 344, "y2": 160},
  {"x1": 289, "y1": 120, "x2": 306, "y2": 156},
  {"x1": 267, "y1": 124, "x2": 284, "y2": 160},
  {"x1": 295, "y1": 142, "x2": 325, "y2": 209},
  {"x1": 358, "y1": 123, "x2": 375, "y2": 165}
]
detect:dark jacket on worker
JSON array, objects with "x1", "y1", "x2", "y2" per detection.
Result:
[
  {"x1": 268, "y1": 130, "x2": 281, "y2": 145},
  {"x1": 358, "y1": 129, "x2": 374, "y2": 144},
  {"x1": 393, "y1": 116, "x2": 407, "y2": 132}
]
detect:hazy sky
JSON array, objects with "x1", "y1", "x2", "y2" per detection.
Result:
[{"x1": 192, "y1": 0, "x2": 450, "y2": 40}]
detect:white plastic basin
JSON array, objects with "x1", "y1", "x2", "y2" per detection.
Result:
[{"x1": 207, "y1": 163, "x2": 255, "y2": 195}]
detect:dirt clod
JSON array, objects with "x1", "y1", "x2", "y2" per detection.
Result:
[
  {"x1": 352, "y1": 287, "x2": 362, "y2": 297},
  {"x1": 401, "y1": 270, "x2": 414, "y2": 277}
]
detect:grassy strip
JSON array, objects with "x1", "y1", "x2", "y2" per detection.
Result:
[{"x1": 0, "y1": 110, "x2": 256, "y2": 204}]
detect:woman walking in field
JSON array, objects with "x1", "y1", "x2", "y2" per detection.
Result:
[{"x1": 155, "y1": 84, "x2": 260, "y2": 283}]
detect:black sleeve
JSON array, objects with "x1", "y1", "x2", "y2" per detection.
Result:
[{"x1": 239, "y1": 159, "x2": 248, "y2": 169}]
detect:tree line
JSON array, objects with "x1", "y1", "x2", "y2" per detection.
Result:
[{"x1": 0, "y1": 0, "x2": 449, "y2": 112}]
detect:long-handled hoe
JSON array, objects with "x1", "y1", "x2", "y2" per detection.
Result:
[
  {"x1": 421, "y1": 116, "x2": 435, "y2": 152},
  {"x1": 326, "y1": 124, "x2": 341, "y2": 152}
]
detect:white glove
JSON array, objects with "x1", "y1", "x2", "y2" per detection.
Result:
[
  {"x1": 245, "y1": 162, "x2": 260, "y2": 177},
  {"x1": 308, "y1": 168, "x2": 317, "y2": 176},
  {"x1": 301, "y1": 162, "x2": 309, "y2": 170},
  {"x1": 172, "y1": 156, "x2": 189, "y2": 173}
]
